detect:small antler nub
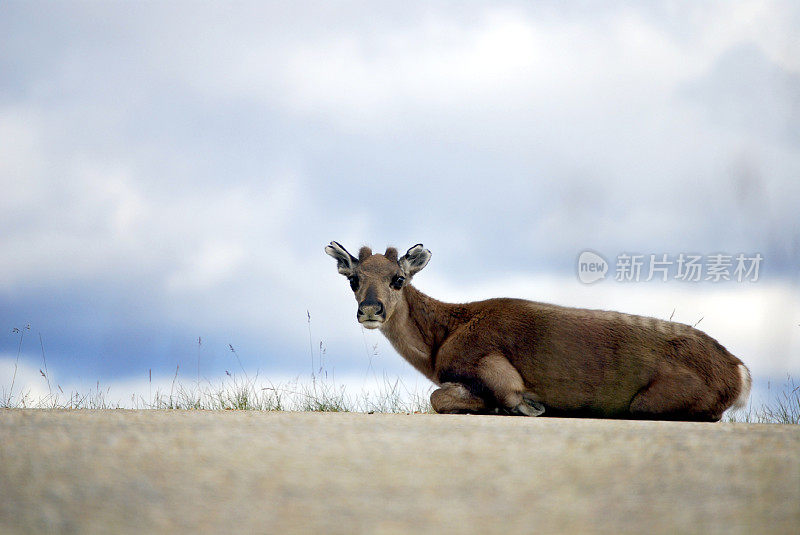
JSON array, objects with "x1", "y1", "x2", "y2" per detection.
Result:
[{"x1": 358, "y1": 246, "x2": 373, "y2": 262}]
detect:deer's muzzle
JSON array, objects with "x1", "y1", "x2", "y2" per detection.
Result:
[{"x1": 357, "y1": 299, "x2": 385, "y2": 328}]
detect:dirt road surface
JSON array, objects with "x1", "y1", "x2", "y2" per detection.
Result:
[{"x1": 0, "y1": 410, "x2": 797, "y2": 534}]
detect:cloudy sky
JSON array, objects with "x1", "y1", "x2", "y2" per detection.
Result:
[{"x1": 1, "y1": 1, "x2": 798, "y2": 406}]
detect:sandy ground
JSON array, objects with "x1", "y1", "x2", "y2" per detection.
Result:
[{"x1": 0, "y1": 410, "x2": 798, "y2": 534}]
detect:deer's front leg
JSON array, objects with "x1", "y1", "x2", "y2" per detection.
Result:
[
  {"x1": 438, "y1": 353, "x2": 545, "y2": 416},
  {"x1": 478, "y1": 353, "x2": 545, "y2": 416},
  {"x1": 430, "y1": 382, "x2": 492, "y2": 414}
]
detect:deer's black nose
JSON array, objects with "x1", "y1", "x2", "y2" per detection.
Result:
[{"x1": 358, "y1": 299, "x2": 384, "y2": 317}]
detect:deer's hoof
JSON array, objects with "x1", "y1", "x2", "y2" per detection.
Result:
[{"x1": 509, "y1": 399, "x2": 545, "y2": 417}]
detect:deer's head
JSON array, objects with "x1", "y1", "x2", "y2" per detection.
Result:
[{"x1": 325, "y1": 241, "x2": 431, "y2": 329}]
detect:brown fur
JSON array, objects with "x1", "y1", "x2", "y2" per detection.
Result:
[
  {"x1": 326, "y1": 243, "x2": 750, "y2": 421},
  {"x1": 384, "y1": 247, "x2": 398, "y2": 262},
  {"x1": 358, "y1": 246, "x2": 373, "y2": 262}
]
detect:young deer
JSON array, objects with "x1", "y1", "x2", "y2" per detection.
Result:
[{"x1": 325, "y1": 242, "x2": 751, "y2": 421}]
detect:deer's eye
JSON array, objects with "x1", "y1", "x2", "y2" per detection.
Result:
[
  {"x1": 348, "y1": 276, "x2": 360, "y2": 291},
  {"x1": 390, "y1": 275, "x2": 405, "y2": 290}
]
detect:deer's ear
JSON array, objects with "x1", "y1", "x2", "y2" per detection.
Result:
[
  {"x1": 325, "y1": 241, "x2": 358, "y2": 277},
  {"x1": 399, "y1": 244, "x2": 431, "y2": 277}
]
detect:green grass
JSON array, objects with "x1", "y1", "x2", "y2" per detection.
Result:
[
  {"x1": 0, "y1": 368, "x2": 434, "y2": 413},
  {"x1": 1, "y1": 322, "x2": 434, "y2": 413}
]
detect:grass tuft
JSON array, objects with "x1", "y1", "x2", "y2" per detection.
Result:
[{"x1": 724, "y1": 375, "x2": 800, "y2": 424}]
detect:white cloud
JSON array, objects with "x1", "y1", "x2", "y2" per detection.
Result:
[
  {"x1": 254, "y1": 7, "x2": 692, "y2": 131},
  {"x1": 694, "y1": 0, "x2": 800, "y2": 72}
]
